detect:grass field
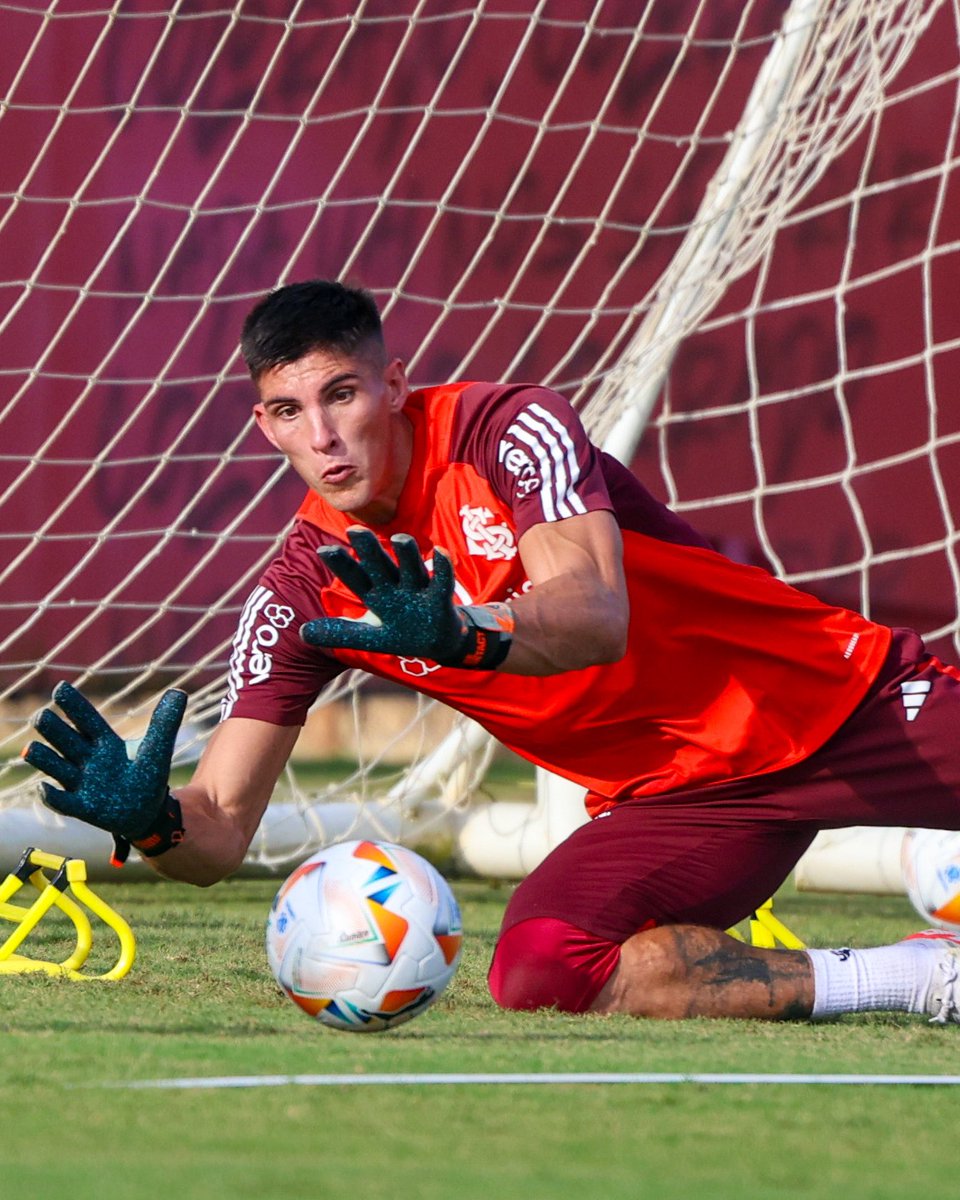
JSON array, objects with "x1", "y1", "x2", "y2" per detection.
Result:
[{"x1": 0, "y1": 870, "x2": 957, "y2": 1199}]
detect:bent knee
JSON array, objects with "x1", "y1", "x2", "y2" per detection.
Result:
[{"x1": 488, "y1": 917, "x2": 621, "y2": 1014}]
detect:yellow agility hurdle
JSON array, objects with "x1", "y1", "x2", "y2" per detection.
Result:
[
  {"x1": 727, "y1": 897, "x2": 806, "y2": 950},
  {"x1": 0, "y1": 847, "x2": 136, "y2": 980}
]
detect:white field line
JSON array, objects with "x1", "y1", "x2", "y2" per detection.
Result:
[{"x1": 92, "y1": 1072, "x2": 960, "y2": 1091}]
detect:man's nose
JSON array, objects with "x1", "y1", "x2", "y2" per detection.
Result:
[{"x1": 307, "y1": 409, "x2": 338, "y2": 452}]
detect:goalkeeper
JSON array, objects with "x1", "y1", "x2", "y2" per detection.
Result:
[{"x1": 24, "y1": 279, "x2": 960, "y2": 1024}]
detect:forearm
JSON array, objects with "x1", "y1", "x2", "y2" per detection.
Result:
[
  {"x1": 494, "y1": 512, "x2": 629, "y2": 676},
  {"x1": 142, "y1": 783, "x2": 257, "y2": 886},
  {"x1": 145, "y1": 718, "x2": 299, "y2": 887},
  {"x1": 495, "y1": 573, "x2": 628, "y2": 675}
]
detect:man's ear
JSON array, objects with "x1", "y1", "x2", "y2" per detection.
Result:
[
  {"x1": 384, "y1": 358, "x2": 409, "y2": 412},
  {"x1": 252, "y1": 404, "x2": 281, "y2": 449}
]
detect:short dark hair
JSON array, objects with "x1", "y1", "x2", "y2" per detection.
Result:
[{"x1": 240, "y1": 279, "x2": 385, "y2": 379}]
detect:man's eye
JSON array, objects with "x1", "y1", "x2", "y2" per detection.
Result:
[{"x1": 331, "y1": 388, "x2": 355, "y2": 403}]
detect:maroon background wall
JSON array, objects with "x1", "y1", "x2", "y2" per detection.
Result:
[{"x1": 1, "y1": 0, "x2": 958, "y2": 697}]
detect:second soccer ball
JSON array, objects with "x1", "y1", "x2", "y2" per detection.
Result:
[{"x1": 901, "y1": 828, "x2": 960, "y2": 932}]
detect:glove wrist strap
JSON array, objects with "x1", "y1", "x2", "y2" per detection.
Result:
[
  {"x1": 447, "y1": 603, "x2": 515, "y2": 670},
  {"x1": 133, "y1": 792, "x2": 185, "y2": 857},
  {"x1": 110, "y1": 793, "x2": 185, "y2": 867}
]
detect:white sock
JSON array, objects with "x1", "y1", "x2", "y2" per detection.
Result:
[{"x1": 806, "y1": 941, "x2": 937, "y2": 1017}]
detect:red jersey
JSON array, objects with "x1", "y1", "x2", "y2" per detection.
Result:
[{"x1": 223, "y1": 382, "x2": 891, "y2": 814}]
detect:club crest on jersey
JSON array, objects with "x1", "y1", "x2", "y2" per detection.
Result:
[{"x1": 459, "y1": 504, "x2": 517, "y2": 561}]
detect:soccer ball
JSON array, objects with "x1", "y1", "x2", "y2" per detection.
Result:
[
  {"x1": 265, "y1": 839, "x2": 463, "y2": 1032},
  {"x1": 901, "y1": 828, "x2": 960, "y2": 931}
]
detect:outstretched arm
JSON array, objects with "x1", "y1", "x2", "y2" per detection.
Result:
[
  {"x1": 24, "y1": 683, "x2": 298, "y2": 886},
  {"x1": 301, "y1": 509, "x2": 629, "y2": 678}
]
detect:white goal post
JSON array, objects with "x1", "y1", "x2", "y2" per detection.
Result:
[{"x1": 1, "y1": 1, "x2": 958, "y2": 884}]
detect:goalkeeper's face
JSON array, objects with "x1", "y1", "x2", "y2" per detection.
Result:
[{"x1": 253, "y1": 346, "x2": 412, "y2": 524}]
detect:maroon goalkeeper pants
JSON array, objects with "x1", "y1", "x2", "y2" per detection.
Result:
[{"x1": 489, "y1": 628, "x2": 960, "y2": 1012}]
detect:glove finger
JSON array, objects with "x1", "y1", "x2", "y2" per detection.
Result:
[
  {"x1": 430, "y1": 546, "x2": 456, "y2": 598},
  {"x1": 346, "y1": 528, "x2": 399, "y2": 589},
  {"x1": 52, "y1": 680, "x2": 115, "y2": 742},
  {"x1": 392, "y1": 534, "x2": 430, "y2": 590},
  {"x1": 33, "y1": 707, "x2": 91, "y2": 764},
  {"x1": 318, "y1": 545, "x2": 373, "y2": 600},
  {"x1": 22, "y1": 741, "x2": 83, "y2": 791},
  {"x1": 300, "y1": 616, "x2": 388, "y2": 653},
  {"x1": 135, "y1": 689, "x2": 187, "y2": 771},
  {"x1": 36, "y1": 780, "x2": 94, "y2": 825}
]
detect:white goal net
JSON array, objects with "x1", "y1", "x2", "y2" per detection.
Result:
[{"x1": 1, "y1": 0, "x2": 957, "y2": 880}]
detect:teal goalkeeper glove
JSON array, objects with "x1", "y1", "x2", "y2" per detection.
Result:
[
  {"x1": 301, "y1": 528, "x2": 514, "y2": 670},
  {"x1": 23, "y1": 682, "x2": 187, "y2": 866}
]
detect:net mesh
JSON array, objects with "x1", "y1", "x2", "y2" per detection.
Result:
[{"x1": 1, "y1": 0, "x2": 957, "y2": 868}]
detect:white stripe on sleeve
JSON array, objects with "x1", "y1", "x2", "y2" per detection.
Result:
[
  {"x1": 221, "y1": 585, "x2": 272, "y2": 720},
  {"x1": 511, "y1": 403, "x2": 588, "y2": 521}
]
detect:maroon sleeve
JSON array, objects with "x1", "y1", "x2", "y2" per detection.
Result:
[
  {"x1": 451, "y1": 383, "x2": 613, "y2": 538},
  {"x1": 220, "y1": 522, "x2": 345, "y2": 727}
]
